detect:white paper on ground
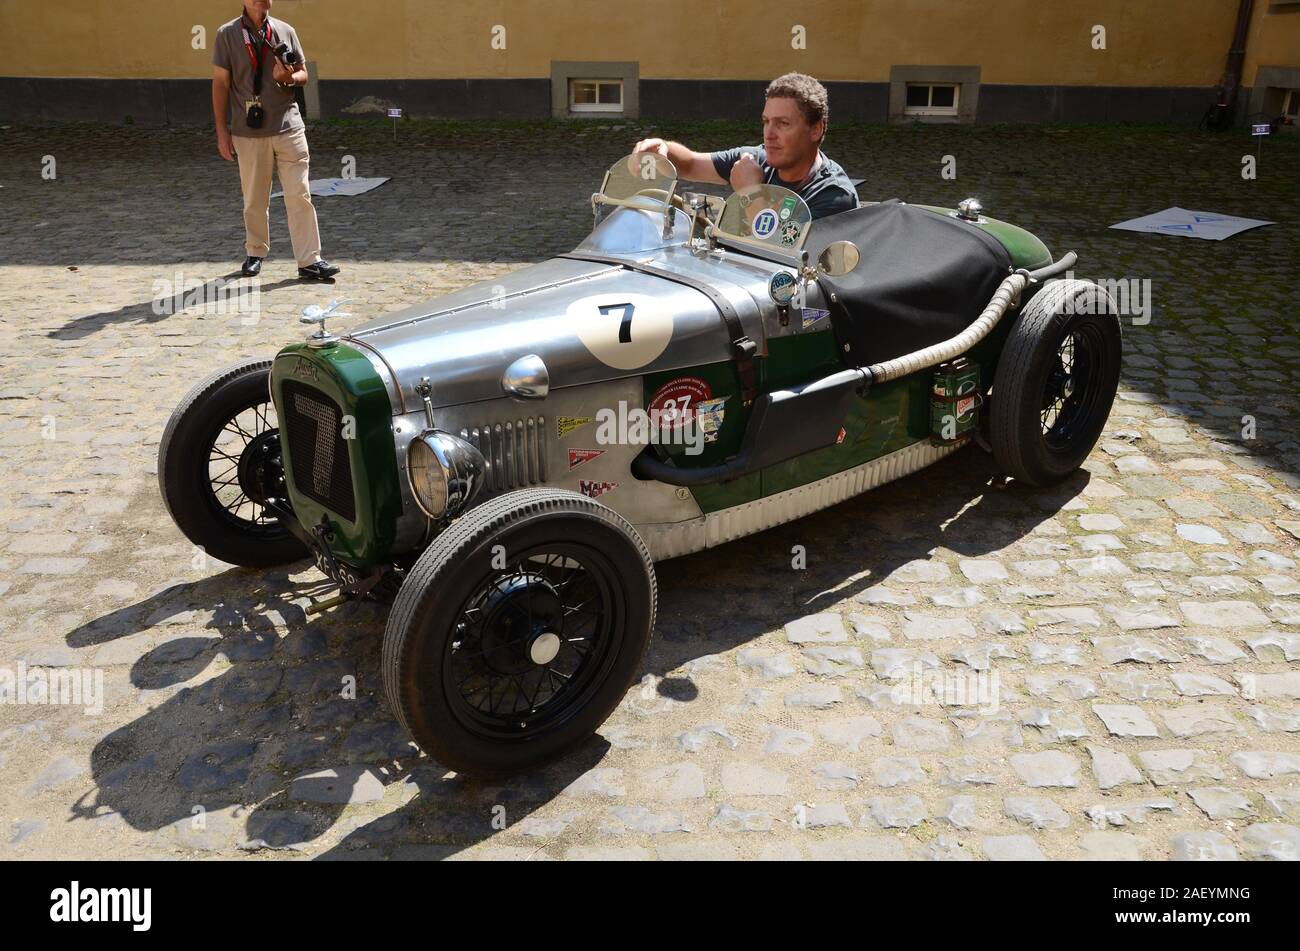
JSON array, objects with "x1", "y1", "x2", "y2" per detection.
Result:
[
  {"x1": 1109, "y1": 206, "x2": 1274, "y2": 241},
  {"x1": 271, "y1": 177, "x2": 390, "y2": 198}
]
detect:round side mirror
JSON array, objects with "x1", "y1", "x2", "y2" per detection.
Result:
[{"x1": 817, "y1": 241, "x2": 860, "y2": 277}]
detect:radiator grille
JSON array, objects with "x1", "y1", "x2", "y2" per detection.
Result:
[
  {"x1": 281, "y1": 379, "x2": 356, "y2": 521},
  {"x1": 459, "y1": 416, "x2": 548, "y2": 493}
]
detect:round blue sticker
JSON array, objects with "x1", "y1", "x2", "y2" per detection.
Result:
[{"x1": 752, "y1": 208, "x2": 779, "y2": 239}]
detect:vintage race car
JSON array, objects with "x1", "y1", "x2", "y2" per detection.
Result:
[{"x1": 158, "y1": 154, "x2": 1121, "y2": 775}]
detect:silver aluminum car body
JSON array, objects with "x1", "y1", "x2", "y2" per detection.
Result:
[{"x1": 331, "y1": 201, "x2": 854, "y2": 560}]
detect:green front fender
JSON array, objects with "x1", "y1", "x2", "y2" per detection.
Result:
[{"x1": 270, "y1": 344, "x2": 404, "y2": 567}]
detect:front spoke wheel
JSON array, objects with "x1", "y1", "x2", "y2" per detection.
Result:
[{"x1": 447, "y1": 548, "x2": 613, "y2": 738}]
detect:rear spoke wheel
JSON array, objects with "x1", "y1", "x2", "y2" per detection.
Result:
[
  {"x1": 1040, "y1": 329, "x2": 1101, "y2": 449},
  {"x1": 989, "y1": 280, "x2": 1122, "y2": 487}
]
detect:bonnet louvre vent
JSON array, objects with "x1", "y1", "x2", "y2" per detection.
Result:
[{"x1": 459, "y1": 417, "x2": 548, "y2": 492}]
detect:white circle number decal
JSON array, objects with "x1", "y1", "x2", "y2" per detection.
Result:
[{"x1": 568, "y1": 293, "x2": 673, "y2": 370}]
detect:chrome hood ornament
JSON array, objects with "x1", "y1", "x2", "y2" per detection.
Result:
[{"x1": 300, "y1": 298, "x2": 352, "y2": 348}]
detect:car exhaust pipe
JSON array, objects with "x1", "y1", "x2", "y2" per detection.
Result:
[
  {"x1": 634, "y1": 252, "x2": 1077, "y2": 486},
  {"x1": 864, "y1": 251, "x2": 1076, "y2": 383}
]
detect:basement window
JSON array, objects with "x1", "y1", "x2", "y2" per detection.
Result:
[
  {"x1": 570, "y1": 79, "x2": 623, "y2": 113},
  {"x1": 905, "y1": 83, "x2": 959, "y2": 117}
]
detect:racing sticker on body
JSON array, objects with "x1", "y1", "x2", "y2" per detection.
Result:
[
  {"x1": 647, "y1": 376, "x2": 712, "y2": 431},
  {"x1": 567, "y1": 448, "x2": 604, "y2": 470},
  {"x1": 579, "y1": 479, "x2": 619, "y2": 499},
  {"x1": 752, "y1": 208, "x2": 779, "y2": 240},
  {"x1": 768, "y1": 270, "x2": 797, "y2": 304},
  {"x1": 801, "y1": 306, "x2": 830, "y2": 329},
  {"x1": 695, "y1": 396, "x2": 728, "y2": 443},
  {"x1": 557, "y1": 415, "x2": 592, "y2": 438},
  {"x1": 568, "y1": 292, "x2": 673, "y2": 370}
]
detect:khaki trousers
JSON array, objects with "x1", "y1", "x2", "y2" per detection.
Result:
[{"x1": 233, "y1": 127, "x2": 322, "y2": 267}]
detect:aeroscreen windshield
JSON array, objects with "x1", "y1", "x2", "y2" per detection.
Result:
[
  {"x1": 595, "y1": 153, "x2": 678, "y2": 212},
  {"x1": 715, "y1": 184, "x2": 812, "y2": 253}
]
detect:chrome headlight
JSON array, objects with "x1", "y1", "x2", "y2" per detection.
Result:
[{"x1": 407, "y1": 430, "x2": 485, "y2": 520}]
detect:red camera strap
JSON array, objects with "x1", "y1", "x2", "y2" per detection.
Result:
[{"x1": 240, "y1": 18, "x2": 273, "y2": 73}]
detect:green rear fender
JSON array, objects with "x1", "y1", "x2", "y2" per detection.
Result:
[{"x1": 917, "y1": 204, "x2": 1053, "y2": 270}]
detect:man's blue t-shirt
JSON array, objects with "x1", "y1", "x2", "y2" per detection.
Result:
[{"x1": 710, "y1": 146, "x2": 859, "y2": 220}]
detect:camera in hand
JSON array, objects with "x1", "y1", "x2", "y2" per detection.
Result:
[
  {"x1": 275, "y1": 43, "x2": 301, "y2": 67},
  {"x1": 245, "y1": 98, "x2": 265, "y2": 129}
]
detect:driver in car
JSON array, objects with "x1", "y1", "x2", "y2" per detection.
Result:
[{"x1": 633, "y1": 72, "x2": 859, "y2": 221}]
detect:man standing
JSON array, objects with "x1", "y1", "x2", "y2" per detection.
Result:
[
  {"x1": 633, "y1": 72, "x2": 858, "y2": 220},
  {"x1": 212, "y1": 0, "x2": 339, "y2": 279}
]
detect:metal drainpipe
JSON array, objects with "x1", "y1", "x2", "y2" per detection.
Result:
[{"x1": 1212, "y1": 0, "x2": 1255, "y2": 129}]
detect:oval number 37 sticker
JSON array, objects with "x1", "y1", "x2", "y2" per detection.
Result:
[{"x1": 568, "y1": 293, "x2": 673, "y2": 370}]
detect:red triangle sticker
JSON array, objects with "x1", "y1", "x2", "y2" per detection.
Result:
[{"x1": 568, "y1": 448, "x2": 605, "y2": 470}]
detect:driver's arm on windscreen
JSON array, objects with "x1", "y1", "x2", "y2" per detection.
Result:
[
  {"x1": 632, "y1": 138, "x2": 726, "y2": 185},
  {"x1": 633, "y1": 140, "x2": 776, "y2": 226},
  {"x1": 726, "y1": 154, "x2": 780, "y2": 227},
  {"x1": 742, "y1": 197, "x2": 777, "y2": 228}
]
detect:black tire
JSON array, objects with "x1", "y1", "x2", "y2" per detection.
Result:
[
  {"x1": 158, "y1": 358, "x2": 307, "y2": 568},
  {"x1": 990, "y1": 279, "x2": 1123, "y2": 486},
  {"x1": 383, "y1": 488, "x2": 656, "y2": 777}
]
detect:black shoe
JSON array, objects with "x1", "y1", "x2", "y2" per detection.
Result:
[
  {"x1": 298, "y1": 260, "x2": 341, "y2": 280},
  {"x1": 241, "y1": 256, "x2": 263, "y2": 277}
]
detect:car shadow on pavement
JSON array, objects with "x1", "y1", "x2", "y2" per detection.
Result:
[
  {"x1": 64, "y1": 567, "x2": 358, "y2": 847},
  {"x1": 63, "y1": 448, "x2": 1075, "y2": 858},
  {"x1": 645, "y1": 449, "x2": 1075, "y2": 690},
  {"x1": 315, "y1": 449, "x2": 1075, "y2": 858},
  {"x1": 61, "y1": 557, "x2": 621, "y2": 855},
  {"x1": 47, "y1": 275, "x2": 306, "y2": 341}
]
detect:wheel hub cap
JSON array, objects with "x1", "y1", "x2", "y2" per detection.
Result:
[
  {"x1": 529, "y1": 632, "x2": 561, "y2": 665},
  {"x1": 479, "y1": 574, "x2": 564, "y2": 676},
  {"x1": 236, "y1": 429, "x2": 283, "y2": 505}
]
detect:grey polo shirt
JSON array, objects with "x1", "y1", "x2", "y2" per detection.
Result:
[
  {"x1": 710, "y1": 146, "x2": 859, "y2": 220},
  {"x1": 213, "y1": 15, "x2": 306, "y2": 137}
]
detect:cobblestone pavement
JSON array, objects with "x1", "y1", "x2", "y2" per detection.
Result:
[{"x1": 1, "y1": 119, "x2": 1298, "y2": 860}]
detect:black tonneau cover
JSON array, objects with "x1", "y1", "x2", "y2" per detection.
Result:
[{"x1": 807, "y1": 201, "x2": 1012, "y2": 368}]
